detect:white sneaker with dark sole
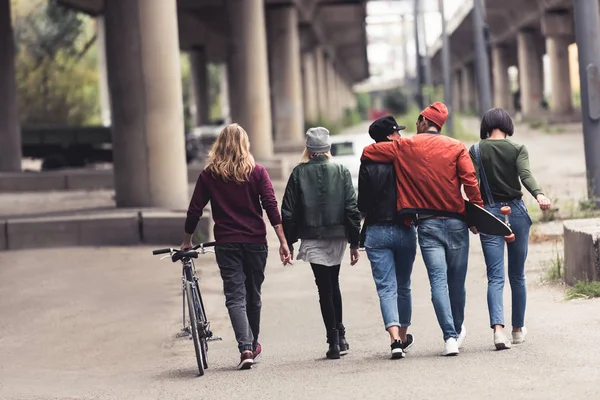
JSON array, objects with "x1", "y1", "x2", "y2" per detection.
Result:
[
  {"x1": 494, "y1": 331, "x2": 511, "y2": 350},
  {"x1": 457, "y1": 325, "x2": 466, "y2": 349},
  {"x1": 443, "y1": 338, "x2": 459, "y2": 356},
  {"x1": 512, "y1": 327, "x2": 527, "y2": 344}
]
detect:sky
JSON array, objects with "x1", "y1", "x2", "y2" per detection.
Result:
[{"x1": 365, "y1": 0, "x2": 466, "y2": 81}]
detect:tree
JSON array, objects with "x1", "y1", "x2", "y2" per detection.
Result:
[{"x1": 12, "y1": 0, "x2": 100, "y2": 126}]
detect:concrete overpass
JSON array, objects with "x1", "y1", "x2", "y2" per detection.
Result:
[
  {"x1": 428, "y1": 0, "x2": 576, "y2": 121},
  {"x1": 0, "y1": 0, "x2": 368, "y2": 209}
]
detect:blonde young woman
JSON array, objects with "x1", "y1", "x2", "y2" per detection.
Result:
[
  {"x1": 182, "y1": 123, "x2": 291, "y2": 370},
  {"x1": 281, "y1": 127, "x2": 362, "y2": 360}
]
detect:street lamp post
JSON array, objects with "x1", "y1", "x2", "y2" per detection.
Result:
[{"x1": 439, "y1": 0, "x2": 453, "y2": 135}]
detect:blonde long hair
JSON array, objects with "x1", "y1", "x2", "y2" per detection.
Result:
[
  {"x1": 206, "y1": 123, "x2": 255, "y2": 183},
  {"x1": 299, "y1": 149, "x2": 331, "y2": 164}
]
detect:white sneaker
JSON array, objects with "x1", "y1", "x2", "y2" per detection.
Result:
[
  {"x1": 443, "y1": 338, "x2": 459, "y2": 356},
  {"x1": 494, "y1": 331, "x2": 512, "y2": 350},
  {"x1": 512, "y1": 327, "x2": 527, "y2": 344},
  {"x1": 457, "y1": 325, "x2": 466, "y2": 348}
]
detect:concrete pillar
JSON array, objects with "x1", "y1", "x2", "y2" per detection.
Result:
[
  {"x1": 542, "y1": 10, "x2": 574, "y2": 114},
  {"x1": 302, "y1": 51, "x2": 319, "y2": 123},
  {"x1": 461, "y1": 64, "x2": 475, "y2": 113},
  {"x1": 491, "y1": 45, "x2": 511, "y2": 110},
  {"x1": 189, "y1": 47, "x2": 210, "y2": 127},
  {"x1": 452, "y1": 70, "x2": 462, "y2": 113},
  {"x1": 517, "y1": 29, "x2": 544, "y2": 117},
  {"x1": 326, "y1": 59, "x2": 340, "y2": 122},
  {"x1": 266, "y1": 5, "x2": 304, "y2": 146},
  {"x1": 219, "y1": 63, "x2": 230, "y2": 122},
  {"x1": 104, "y1": 0, "x2": 188, "y2": 209},
  {"x1": 97, "y1": 16, "x2": 111, "y2": 127},
  {"x1": 314, "y1": 46, "x2": 328, "y2": 120},
  {"x1": 0, "y1": 0, "x2": 21, "y2": 172},
  {"x1": 227, "y1": 0, "x2": 273, "y2": 158}
]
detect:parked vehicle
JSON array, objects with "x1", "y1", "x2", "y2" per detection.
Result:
[
  {"x1": 329, "y1": 133, "x2": 373, "y2": 189},
  {"x1": 22, "y1": 121, "x2": 226, "y2": 171}
]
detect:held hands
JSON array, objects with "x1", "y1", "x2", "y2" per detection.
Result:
[
  {"x1": 536, "y1": 194, "x2": 551, "y2": 211},
  {"x1": 350, "y1": 248, "x2": 360, "y2": 265}
]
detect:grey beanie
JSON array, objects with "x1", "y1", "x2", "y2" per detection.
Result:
[{"x1": 305, "y1": 127, "x2": 331, "y2": 153}]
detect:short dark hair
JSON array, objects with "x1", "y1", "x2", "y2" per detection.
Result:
[
  {"x1": 417, "y1": 115, "x2": 441, "y2": 131},
  {"x1": 480, "y1": 108, "x2": 514, "y2": 139}
]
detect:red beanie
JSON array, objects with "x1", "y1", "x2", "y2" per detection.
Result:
[{"x1": 420, "y1": 102, "x2": 448, "y2": 129}]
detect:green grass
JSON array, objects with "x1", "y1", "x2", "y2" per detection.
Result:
[
  {"x1": 541, "y1": 242, "x2": 564, "y2": 282},
  {"x1": 528, "y1": 119, "x2": 566, "y2": 134},
  {"x1": 566, "y1": 281, "x2": 600, "y2": 300}
]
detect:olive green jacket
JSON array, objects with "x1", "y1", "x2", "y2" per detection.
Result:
[{"x1": 281, "y1": 156, "x2": 361, "y2": 251}]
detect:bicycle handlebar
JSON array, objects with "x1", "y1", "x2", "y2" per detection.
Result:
[{"x1": 152, "y1": 242, "x2": 216, "y2": 262}]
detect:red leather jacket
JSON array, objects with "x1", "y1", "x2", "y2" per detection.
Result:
[{"x1": 361, "y1": 133, "x2": 483, "y2": 220}]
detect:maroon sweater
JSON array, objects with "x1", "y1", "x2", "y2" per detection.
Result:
[{"x1": 185, "y1": 164, "x2": 282, "y2": 244}]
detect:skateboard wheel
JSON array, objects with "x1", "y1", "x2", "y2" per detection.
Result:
[
  {"x1": 500, "y1": 206, "x2": 511, "y2": 215},
  {"x1": 505, "y1": 234, "x2": 515, "y2": 243}
]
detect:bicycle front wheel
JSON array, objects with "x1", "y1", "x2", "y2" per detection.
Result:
[
  {"x1": 186, "y1": 281, "x2": 204, "y2": 376},
  {"x1": 195, "y1": 287, "x2": 209, "y2": 370}
]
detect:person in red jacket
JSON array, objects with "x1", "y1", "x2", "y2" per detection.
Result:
[{"x1": 361, "y1": 102, "x2": 483, "y2": 356}]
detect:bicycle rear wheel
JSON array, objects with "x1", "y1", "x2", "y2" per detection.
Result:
[
  {"x1": 186, "y1": 281, "x2": 204, "y2": 376},
  {"x1": 195, "y1": 287, "x2": 209, "y2": 370}
]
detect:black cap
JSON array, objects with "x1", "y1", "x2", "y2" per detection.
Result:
[{"x1": 368, "y1": 116, "x2": 406, "y2": 143}]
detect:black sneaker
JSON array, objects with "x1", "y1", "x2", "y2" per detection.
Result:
[
  {"x1": 401, "y1": 334, "x2": 414, "y2": 352},
  {"x1": 391, "y1": 340, "x2": 405, "y2": 359},
  {"x1": 337, "y1": 323, "x2": 349, "y2": 356}
]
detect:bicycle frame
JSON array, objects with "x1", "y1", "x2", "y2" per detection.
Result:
[{"x1": 177, "y1": 256, "x2": 221, "y2": 342}]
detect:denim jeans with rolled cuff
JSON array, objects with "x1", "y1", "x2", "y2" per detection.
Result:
[
  {"x1": 365, "y1": 224, "x2": 417, "y2": 330},
  {"x1": 480, "y1": 199, "x2": 531, "y2": 329}
]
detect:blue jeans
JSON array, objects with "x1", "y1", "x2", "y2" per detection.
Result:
[
  {"x1": 480, "y1": 199, "x2": 532, "y2": 329},
  {"x1": 417, "y1": 218, "x2": 469, "y2": 341},
  {"x1": 365, "y1": 224, "x2": 417, "y2": 330}
]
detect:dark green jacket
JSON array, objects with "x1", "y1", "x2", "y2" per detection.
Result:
[{"x1": 281, "y1": 156, "x2": 362, "y2": 251}]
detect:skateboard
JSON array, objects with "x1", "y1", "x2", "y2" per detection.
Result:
[{"x1": 464, "y1": 200, "x2": 514, "y2": 240}]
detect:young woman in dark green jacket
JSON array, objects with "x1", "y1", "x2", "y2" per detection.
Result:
[{"x1": 281, "y1": 127, "x2": 362, "y2": 360}]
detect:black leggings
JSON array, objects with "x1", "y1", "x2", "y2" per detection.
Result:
[{"x1": 311, "y1": 263, "x2": 343, "y2": 332}]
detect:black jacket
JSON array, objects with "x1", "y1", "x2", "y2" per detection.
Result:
[
  {"x1": 358, "y1": 160, "x2": 397, "y2": 225},
  {"x1": 358, "y1": 160, "x2": 416, "y2": 247},
  {"x1": 281, "y1": 156, "x2": 362, "y2": 251}
]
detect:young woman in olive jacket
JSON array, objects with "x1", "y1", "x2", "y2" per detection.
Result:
[{"x1": 281, "y1": 127, "x2": 362, "y2": 360}]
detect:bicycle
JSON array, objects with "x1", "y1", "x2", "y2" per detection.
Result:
[{"x1": 152, "y1": 242, "x2": 222, "y2": 376}]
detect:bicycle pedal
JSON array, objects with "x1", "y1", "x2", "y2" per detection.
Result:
[{"x1": 207, "y1": 336, "x2": 223, "y2": 342}]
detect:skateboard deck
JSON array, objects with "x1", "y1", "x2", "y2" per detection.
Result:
[{"x1": 464, "y1": 200, "x2": 512, "y2": 236}]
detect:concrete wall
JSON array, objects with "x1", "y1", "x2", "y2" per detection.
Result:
[
  {"x1": 0, "y1": 158, "x2": 290, "y2": 193},
  {"x1": 564, "y1": 219, "x2": 600, "y2": 285},
  {"x1": 1, "y1": 210, "x2": 213, "y2": 251}
]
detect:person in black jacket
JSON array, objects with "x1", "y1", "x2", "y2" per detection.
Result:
[
  {"x1": 281, "y1": 127, "x2": 362, "y2": 360},
  {"x1": 358, "y1": 116, "x2": 417, "y2": 359}
]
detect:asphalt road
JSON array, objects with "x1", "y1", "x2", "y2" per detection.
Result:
[{"x1": 1, "y1": 237, "x2": 599, "y2": 400}]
